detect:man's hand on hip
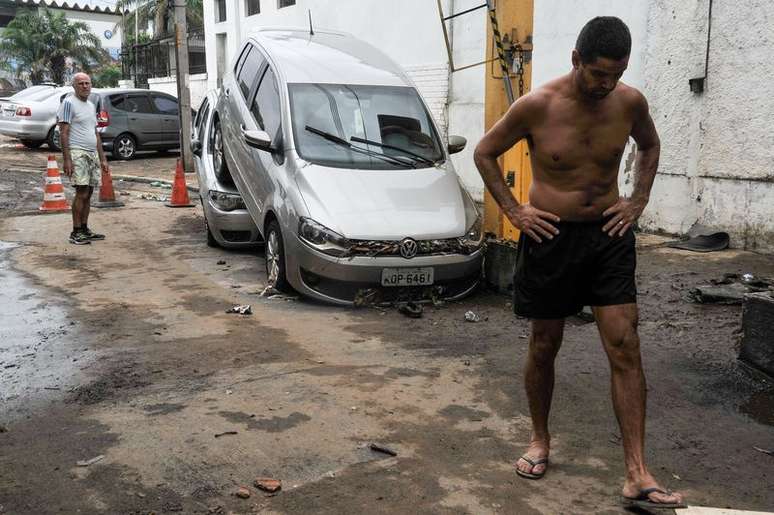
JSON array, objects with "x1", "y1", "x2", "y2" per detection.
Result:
[
  {"x1": 505, "y1": 204, "x2": 561, "y2": 243},
  {"x1": 602, "y1": 197, "x2": 646, "y2": 237}
]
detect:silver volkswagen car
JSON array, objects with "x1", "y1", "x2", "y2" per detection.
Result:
[{"x1": 215, "y1": 29, "x2": 484, "y2": 305}]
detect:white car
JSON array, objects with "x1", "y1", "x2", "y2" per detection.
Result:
[
  {"x1": 214, "y1": 29, "x2": 484, "y2": 305},
  {"x1": 0, "y1": 86, "x2": 73, "y2": 149}
]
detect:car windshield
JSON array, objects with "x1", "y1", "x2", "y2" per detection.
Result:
[{"x1": 289, "y1": 84, "x2": 443, "y2": 170}]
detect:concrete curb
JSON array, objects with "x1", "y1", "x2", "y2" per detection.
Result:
[{"x1": 2, "y1": 167, "x2": 199, "y2": 194}]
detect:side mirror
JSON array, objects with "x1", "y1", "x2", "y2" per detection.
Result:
[
  {"x1": 242, "y1": 126, "x2": 272, "y2": 152},
  {"x1": 448, "y1": 135, "x2": 467, "y2": 155},
  {"x1": 190, "y1": 138, "x2": 202, "y2": 156}
]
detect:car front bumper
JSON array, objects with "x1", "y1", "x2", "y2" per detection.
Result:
[{"x1": 284, "y1": 233, "x2": 483, "y2": 305}]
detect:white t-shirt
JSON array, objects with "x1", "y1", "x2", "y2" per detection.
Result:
[{"x1": 57, "y1": 96, "x2": 97, "y2": 152}]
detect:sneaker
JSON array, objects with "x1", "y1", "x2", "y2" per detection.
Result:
[
  {"x1": 82, "y1": 227, "x2": 105, "y2": 240},
  {"x1": 69, "y1": 231, "x2": 91, "y2": 245}
]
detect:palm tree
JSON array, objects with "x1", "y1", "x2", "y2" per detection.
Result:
[
  {"x1": 0, "y1": 8, "x2": 106, "y2": 84},
  {"x1": 116, "y1": 0, "x2": 203, "y2": 41}
]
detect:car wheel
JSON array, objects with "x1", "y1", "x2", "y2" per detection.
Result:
[
  {"x1": 265, "y1": 220, "x2": 290, "y2": 292},
  {"x1": 21, "y1": 139, "x2": 44, "y2": 149},
  {"x1": 46, "y1": 127, "x2": 60, "y2": 151},
  {"x1": 212, "y1": 119, "x2": 233, "y2": 184},
  {"x1": 205, "y1": 216, "x2": 218, "y2": 248},
  {"x1": 113, "y1": 133, "x2": 136, "y2": 160}
]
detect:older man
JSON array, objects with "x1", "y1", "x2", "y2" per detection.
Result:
[
  {"x1": 57, "y1": 72, "x2": 109, "y2": 245},
  {"x1": 474, "y1": 17, "x2": 685, "y2": 510}
]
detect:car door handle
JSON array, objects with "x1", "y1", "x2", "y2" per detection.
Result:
[
  {"x1": 224, "y1": 89, "x2": 230, "y2": 99},
  {"x1": 130, "y1": 117, "x2": 137, "y2": 121}
]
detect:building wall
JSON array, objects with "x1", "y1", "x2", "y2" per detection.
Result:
[
  {"x1": 203, "y1": 0, "x2": 488, "y2": 198},
  {"x1": 147, "y1": 73, "x2": 209, "y2": 109},
  {"x1": 533, "y1": 0, "x2": 774, "y2": 252},
  {"x1": 53, "y1": 9, "x2": 123, "y2": 59}
]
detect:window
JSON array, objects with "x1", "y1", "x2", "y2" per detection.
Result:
[
  {"x1": 236, "y1": 46, "x2": 266, "y2": 100},
  {"x1": 278, "y1": 0, "x2": 295, "y2": 7},
  {"x1": 113, "y1": 94, "x2": 153, "y2": 114},
  {"x1": 152, "y1": 95, "x2": 179, "y2": 115},
  {"x1": 246, "y1": 0, "x2": 260, "y2": 16},
  {"x1": 194, "y1": 97, "x2": 210, "y2": 139},
  {"x1": 251, "y1": 67, "x2": 282, "y2": 142},
  {"x1": 216, "y1": 0, "x2": 227, "y2": 22}
]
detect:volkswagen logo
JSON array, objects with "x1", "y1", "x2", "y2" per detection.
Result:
[{"x1": 399, "y1": 238, "x2": 418, "y2": 259}]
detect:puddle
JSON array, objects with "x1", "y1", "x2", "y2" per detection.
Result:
[{"x1": 0, "y1": 241, "x2": 87, "y2": 421}]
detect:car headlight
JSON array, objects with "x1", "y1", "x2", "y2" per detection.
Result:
[
  {"x1": 208, "y1": 190, "x2": 245, "y2": 211},
  {"x1": 298, "y1": 217, "x2": 351, "y2": 256},
  {"x1": 459, "y1": 215, "x2": 483, "y2": 247}
]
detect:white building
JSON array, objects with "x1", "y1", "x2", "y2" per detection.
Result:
[
  {"x1": 0, "y1": 0, "x2": 123, "y2": 60},
  {"x1": 203, "y1": 0, "x2": 774, "y2": 252}
]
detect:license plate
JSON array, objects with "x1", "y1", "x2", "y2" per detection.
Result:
[{"x1": 381, "y1": 267, "x2": 434, "y2": 287}]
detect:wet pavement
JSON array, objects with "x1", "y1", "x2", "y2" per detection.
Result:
[{"x1": 1, "y1": 141, "x2": 773, "y2": 514}]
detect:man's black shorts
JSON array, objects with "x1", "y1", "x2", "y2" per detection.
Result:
[{"x1": 513, "y1": 219, "x2": 637, "y2": 319}]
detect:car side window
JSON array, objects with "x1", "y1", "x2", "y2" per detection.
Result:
[
  {"x1": 237, "y1": 45, "x2": 266, "y2": 100},
  {"x1": 152, "y1": 95, "x2": 178, "y2": 115},
  {"x1": 116, "y1": 94, "x2": 153, "y2": 114},
  {"x1": 250, "y1": 67, "x2": 281, "y2": 141}
]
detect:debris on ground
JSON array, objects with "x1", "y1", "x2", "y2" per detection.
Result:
[
  {"x1": 576, "y1": 306, "x2": 595, "y2": 323},
  {"x1": 76, "y1": 455, "x2": 105, "y2": 467},
  {"x1": 369, "y1": 443, "x2": 398, "y2": 457},
  {"x1": 235, "y1": 487, "x2": 251, "y2": 499},
  {"x1": 217, "y1": 260, "x2": 226, "y2": 265},
  {"x1": 225, "y1": 305, "x2": 252, "y2": 315},
  {"x1": 149, "y1": 181, "x2": 172, "y2": 189},
  {"x1": 139, "y1": 193, "x2": 168, "y2": 202},
  {"x1": 753, "y1": 446, "x2": 773, "y2": 456},
  {"x1": 354, "y1": 288, "x2": 379, "y2": 307},
  {"x1": 254, "y1": 478, "x2": 282, "y2": 493},
  {"x1": 397, "y1": 301, "x2": 423, "y2": 318},
  {"x1": 214, "y1": 431, "x2": 238, "y2": 438},
  {"x1": 464, "y1": 310, "x2": 481, "y2": 323},
  {"x1": 688, "y1": 274, "x2": 773, "y2": 304},
  {"x1": 666, "y1": 231, "x2": 730, "y2": 252},
  {"x1": 0, "y1": 424, "x2": 7, "y2": 433}
]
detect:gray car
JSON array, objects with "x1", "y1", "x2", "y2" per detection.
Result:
[
  {"x1": 52, "y1": 88, "x2": 182, "y2": 159},
  {"x1": 0, "y1": 86, "x2": 73, "y2": 148},
  {"x1": 191, "y1": 90, "x2": 262, "y2": 248},
  {"x1": 214, "y1": 29, "x2": 483, "y2": 305}
]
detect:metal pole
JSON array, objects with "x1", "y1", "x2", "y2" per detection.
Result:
[
  {"x1": 173, "y1": 0, "x2": 193, "y2": 173},
  {"x1": 487, "y1": 0, "x2": 515, "y2": 105},
  {"x1": 134, "y1": 0, "x2": 139, "y2": 86}
]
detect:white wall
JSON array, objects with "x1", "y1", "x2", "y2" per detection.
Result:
[
  {"x1": 52, "y1": 9, "x2": 123, "y2": 59},
  {"x1": 203, "y1": 0, "x2": 488, "y2": 199},
  {"x1": 147, "y1": 73, "x2": 209, "y2": 109}
]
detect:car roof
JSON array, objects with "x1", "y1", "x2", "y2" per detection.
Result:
[
  {"x1": 248, "y1": 29, "x2": 411, "y2": 87},
  {"x1": 94, "y1": 88, "x2": 172, "y2": 96}
]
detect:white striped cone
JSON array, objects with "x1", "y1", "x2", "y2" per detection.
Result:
[{"x1": 39, "y1": 155, "x2": 70, "y2": 212}]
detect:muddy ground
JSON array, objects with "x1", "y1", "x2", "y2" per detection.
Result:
[{"x1": 0, "y1": 140, "x2": 772, "y2": 514}]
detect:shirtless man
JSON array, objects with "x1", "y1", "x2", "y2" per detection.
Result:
[{"x1": 474, "y1": 17, "x2": 685, "y2": 510}]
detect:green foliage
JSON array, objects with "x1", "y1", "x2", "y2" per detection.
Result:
[
  {"x1": 117, "y1": 0, "x2": 204, "y2": 39},
  {"x1": 93, "y1": 64, "x2": 122, "y2": 88},
  {"x1": 0, "y1": 8, "x2": 107, "y2": 85}
]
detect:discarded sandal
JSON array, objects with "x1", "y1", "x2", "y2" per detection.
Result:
[
  {"x1": 515, "y1": 455, "x2": 548, "y2": 480},
  {"x1": 621, "y1": 487, "x2": 686, "y2": 510}
]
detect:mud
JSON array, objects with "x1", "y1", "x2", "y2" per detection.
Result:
[{"x1": 1, "y1": 147, "x2": 773, "y2": 514}]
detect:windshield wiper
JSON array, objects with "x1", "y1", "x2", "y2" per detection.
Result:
[
  {"x1": 350, "y1": 135, "x2": 437, "y2": 167},
  {"x1": 305, "y1": 126, "x2": 415, "y2": 168}
]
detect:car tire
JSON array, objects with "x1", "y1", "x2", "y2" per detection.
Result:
[
  {"x1": 21, "y1": 139, "x2": 44, "y2": 149},
  {"x1": 211, "y1": 119, "x2": 233, "y2": 185},
  {"x1": 113, "y1": 133, "x2": 136, "y2": 160},
  {"x1": 205, "y1": 216, "x2": 218, "y2": 248},
  {"x1": 46, "y1": 127, "x2": 60, "y2": 151},
  {"x1": 265, "y1": 220, "x2": 291, "y2": 292}
]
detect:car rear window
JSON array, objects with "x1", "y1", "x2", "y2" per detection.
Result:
[{"x1": 112, "y1": 94, "x2": 153, "y2": 114}]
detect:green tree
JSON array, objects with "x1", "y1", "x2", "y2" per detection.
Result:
[
  {"x1": 93, "y1": 64, "x2": 122, "y2": 88},
  {"x1": 0, "y1": 8, "x2": 106, "y2": 85},
  {"x1": 117, "y1": 0, "x2": 204, "y2": 40}
]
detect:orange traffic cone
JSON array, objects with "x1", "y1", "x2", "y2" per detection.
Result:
[
  {"x1": 39, "y1": 155, "x2": 70, "y2": 212},
  {"x1": 94, "y1": 164, "x2": 124, "y2": 208},
  {"x1": 165, "y1": 158, "x2": 194, "y2": 208}
]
